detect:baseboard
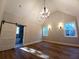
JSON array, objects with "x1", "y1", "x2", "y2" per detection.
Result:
[
  {"x1": 0, "y1": 40, "x2": 42, "y2": 51},
  {"x1": 0, "y1": 46, "x2": 15, "y2": 51},
  {"x1": 24, "y1": 40, "x2": 42, "y2": 46},
  {"x1": 43, "y1": 40, "x2": 79, "y2": 48},
  {"x1": 0, "y1": 48, "x2": 14, "y2": 52}
]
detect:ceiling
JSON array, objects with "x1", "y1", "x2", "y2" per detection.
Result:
[{"x1": 4, "y1": 0, "x2": 79, "y2": 23}]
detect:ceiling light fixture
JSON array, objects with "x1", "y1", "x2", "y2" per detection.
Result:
[{"x1": 40, "y1": 0, "x2": 50, "y2": 18}]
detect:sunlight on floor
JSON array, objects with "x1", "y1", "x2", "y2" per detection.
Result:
[{"x1": 20, "y1": 47, "x2": 49, "y2": 59}]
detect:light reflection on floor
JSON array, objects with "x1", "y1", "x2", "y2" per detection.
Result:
[{"x1": 20, "y1": 47, "x2": 49, "y2": 59}]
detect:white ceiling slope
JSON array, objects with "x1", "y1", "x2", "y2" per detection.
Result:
[
  {"x1": 4, "y1": 0, "x2": 79, "y2": 22},
  {"x1": 54, "y1": 0, "x2": 79, "y2": 16}
]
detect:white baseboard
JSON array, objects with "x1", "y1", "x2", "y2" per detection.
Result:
[
  {"x1": 24, "y1": 40, "x2": 42, "y2": 46},
  {"x1": 43, "y1": 40, "x2": 79, "y2": 48},
  {"x1": 0, "y1": 40, "x2": 42, "y2": 51}
]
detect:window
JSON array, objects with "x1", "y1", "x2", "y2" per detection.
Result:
[
  {"x1": 43, "y1": 26, "x2": 48, "y2": 36},
  {"x1": 64, "y1": 22, "x2": 77, "y2": 37}
]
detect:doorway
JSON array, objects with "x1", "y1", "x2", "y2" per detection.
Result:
[{"x1": 16, "y1": 25, "x2": 24, "y2": 48}]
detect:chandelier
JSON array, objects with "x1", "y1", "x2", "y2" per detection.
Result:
[{"x1": 40, "y1": 0, "x2": 50, "y2": 18}]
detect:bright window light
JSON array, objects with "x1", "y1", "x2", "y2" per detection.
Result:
[
  {"x1": 20, "y1": 47, "x2": 49, "y2": 59},
  {"x1": 43, "y1": 26, "x2": 48, "y2": 36},
  {"x1": 16, "y1": 27, "x2": 19, "y2": 34},
  {"x1": 64, "y1": 22, "x2": 77, "y2": 37}
]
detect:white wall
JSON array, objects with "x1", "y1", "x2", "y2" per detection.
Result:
[
  {"x1": 43, "y1": 11, "x2": 79, "y2": 45},
  {"x1": 0, "y1": 0, "x2": 7, "y2": 24},
  {"x1": 0, "y1": 0, "x2": 57, "y2": 51},
  {"x1": 0, "y1": 0, "x2": 42, "y2": 51},
  {"x1": 0, "y1": 11, "x2": 42, "y2": 51},
  {"x1": 0, "y1": 0, "x2": 79, "y2": 51}
]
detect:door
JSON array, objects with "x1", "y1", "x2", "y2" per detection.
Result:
[{"x1": 16, "y1": 25, "x2": 24, "y2": 48}]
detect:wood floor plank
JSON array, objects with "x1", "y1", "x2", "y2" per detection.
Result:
[{"x1": 0, "y1": 41, "x2": 79, "y2": 59}]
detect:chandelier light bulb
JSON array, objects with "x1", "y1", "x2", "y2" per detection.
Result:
[
  {"x1": 40, "y1": 7, "x2": 50, "y2": 18},
  {"x1": 40, "y1": 0, "x2": 50, "y2": 18}
]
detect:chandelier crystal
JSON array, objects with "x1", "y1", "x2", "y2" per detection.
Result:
[{"x1": 40, "y1": 0, "x2": 50, "y2": 18}]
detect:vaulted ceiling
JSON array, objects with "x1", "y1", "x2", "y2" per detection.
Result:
[{"x1": 4, "y1": 0, "x2": 79, "y2": 23}]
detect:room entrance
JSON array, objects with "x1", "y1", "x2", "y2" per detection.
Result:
[
  {"x1": 16, "y1": 25, "x2": 24, "y2": 48},
  {"x1": 0, "y1": 20, "x2": 26, "y2": 48}
]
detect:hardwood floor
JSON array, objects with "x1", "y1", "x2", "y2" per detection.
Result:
[{"x1": 0, "y1": 41, "x2": 79, "y2": 59}]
